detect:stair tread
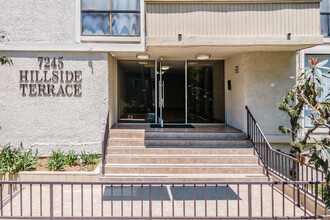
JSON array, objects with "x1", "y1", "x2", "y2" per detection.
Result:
[
  {"x1": 110, "y1": 138, "x2": 248, "y2": 141},
  {"x1": 105, "y1": 164, "x2": 262, "y2": 168},
  {"x1": 107, "y1": 154, "x2": 257, "y2": 158},
  {"x1": 101, "y1": 173, "x2": 267, "y2": 178},
  {"x1": 109, "y1": 146, "x2": 253, "y2": 148}
]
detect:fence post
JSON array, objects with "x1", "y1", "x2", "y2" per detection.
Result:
[
  {"x1": 149, "y1": 184, "x2": 152, "y2": 219},
  {"x1": 248, "y1": 184, "x2": 252, "y2": 219},
  {"x1": 50, "y1": 183, "x2": 53, "y2": 220}
]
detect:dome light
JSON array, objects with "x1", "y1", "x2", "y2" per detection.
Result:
[
  {"x1": 136, "y1": 53, "x2": 150, "y2": 60},
  {"x1": 196, "y1": 54, "x2": 210, "y2": 60}
]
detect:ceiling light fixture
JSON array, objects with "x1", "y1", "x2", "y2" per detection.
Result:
[
  {"x1": 196, "y1": 54, "x2": 210, "y2": 60},
  {"x1": 136, "y1": 53, "x2": 150, "y2": 60},
  {"x1": 138, "y1": 61, "x2": 148, "y2": 65},
  {"x1": 188, "y1": 61, "x2": 198, "y2": 65},
  {"x1": 161, "y1": 66, "x2": 170, "y2": 71}
]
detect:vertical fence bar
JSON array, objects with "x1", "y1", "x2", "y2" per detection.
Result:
[
  {"x1": 50, "y1": 183, "x2": 54, "y2": 220},
  {"x1": 0, "y1": 184, "x2": 2, "y2": 217},
  {"x1": 282, "y1": 183, "x2": 285, "y2": 217},
  {"x1": 101, "y1": 184, "x2": 104, "y2": 217},
  {"x1": 161, "y1": 184, "x2": 163, "y2": 217},
  {"x1": 29, "y1": 184, "x2": 32, "y2": 216},
  {"x1": 293, "y1": 183, "x2": 296, "y2": 217},
  {"x1": 111, "y1": 184, "x2": 113, "y2": 217},
  {"x1": 141, "y1": 185, "x2": 144, "y2": 217},
  {"x1": 226, "y1": 184, "x2": 229, "y2": 217},
  {"x1": 10, "y1": 184, "x2": 13, "y2": 217},
  {"x1": 41, "y1": 184, "x2": 43, "y2": 217},
  {"x1": 172, "y1": 185, "x2": 174, "y2": 217},
  {"x1": 205, "y1": 184, "x2": 207, "y2": 217},
  {"x1": 315, "y1": 182, "x2": 318, "y2": 217},
  {"x1": 304, "y1": 184, "x2": 307, "y2": 216},
  {"x1": 91, "y1": 184, "x2": 93, "y2": 217},
  {"x1": 183, "y1": 184, "x2": 185, "y2": 217},
  {"x1": 131, "y1": 184, "x2": 134, "y2": 217},
  {"x1": 194, "y1": 184, "x2": 196, "y2": 217},
  {"x1": 81, "y1": 184, "x2": 83, "y2": 217},
  {"x1": 20, "y1": 184, "x2": 22, "y2": 216},
  {"x1": 248, "y1": 184, "x2": 252, "y2": 218},
  {"x1": 61, "y1": 184, "x2": 63, "y2": 217},
  {"x1": 260, "y1": 184, "x2": 263, "y2": 217},
  {"x1": 271, "y1": 183, "x2": 274, "y2": 217},
  {"x1": 149, "y1": 184, "x2": 152, "y2": 219},
  {"x1": 216, "y1": 184, "x2": 218, "y2": 217},
  {"x1": 121, "y1": 184, "x2": 123, "y2": 217},
  {"x1": 71, "y1": 184, "x2": 73, "y2": 217},
  {"x1": 237, "y1": 184, "x2": 240, "y2": 217}
]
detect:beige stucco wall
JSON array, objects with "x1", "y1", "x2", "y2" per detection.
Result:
[
  {"x1": 225, "y1": 51, "x2": 295, "y2": 143},
  {"x1": 0, "y1": 52, "x2": 109, "y2": 155},
  {"x1": 0, "y1": 0, "x2": 76, "y2": 43}
]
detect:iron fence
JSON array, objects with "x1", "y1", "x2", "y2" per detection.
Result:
[
  {"x1": 0, "y1": 180, "x2": 328, "y2": 219},
  {"x1": 246, "y1": 106, "x2": 327, "y2": 205}
]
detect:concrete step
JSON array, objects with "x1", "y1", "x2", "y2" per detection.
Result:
[
  {"x1": 109, "y1": 130, "x2": 145, "y2": 139},
  {"x1": 109, "y1": 130, "x2": 247, "y2": 140},
  {"x1": 145, "y1": 139, "x2": 251, "y2": 147},
  {"x1": 104, "y1": 164, "x2": 264, "y2": 174},
  {"x1": 108, "y1": 147, "x2": 254, "y2": 155},
  {"x1": 145, "y1": 132, "x2": 247, "y2": 140},
  {"x1": 106, "y1": 154, "x2": 259, "y2": 164},
  {"x1": 108, "y1": 138, "x2": 145, "y2": 146},
  {"x1": 99, "y1": 173, "x2": 269, "y2": 182}
]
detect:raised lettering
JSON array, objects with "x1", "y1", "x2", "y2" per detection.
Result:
[
  {"x1": 74, "y1": 84, "x2": 82, "y2": 97},
  {"x1": 20, "y1": 84, "x2": 28, "y2": 96},
  {"x1": 29, "y1": 84, "x2": 37, "y2": 96},
  {"x1": 74, "y1": 71, "x2": 82, "y2": 83},
  {"x1": 20, "y1": 70, "x2": 28, "y2": 83}
]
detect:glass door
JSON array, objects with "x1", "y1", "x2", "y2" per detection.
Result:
[{"x1": 157, "y1": 60, "x2": 186, "y2": 125}]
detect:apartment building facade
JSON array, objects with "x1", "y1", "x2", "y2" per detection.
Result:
[{"x1": 0, "y1": 0, "x2": 325, "y2": 155}]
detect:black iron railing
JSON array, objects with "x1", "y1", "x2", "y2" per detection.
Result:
[
  {"x1": 101, "y1": 107, "x2": 110, "y2": 176},
  {"x1": 0, "y1": 180, "x2": 327, "y2": 219},
  {"x1": 246, "y1": 106, "x2": 327, "y2": 205}
]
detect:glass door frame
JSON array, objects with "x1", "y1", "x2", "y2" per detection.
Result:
[{"x1": 155, "y1": 60, "x2": 188, "y2": 125}]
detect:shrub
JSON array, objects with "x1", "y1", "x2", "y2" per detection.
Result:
[
  {"x1": 47, "y1": 149, "x2": 65, "y2": 171},
  {"x1": 0, "y1": 143, "x2": 38, "y2": 174},
  {"x1": 65, "y1": 149, "x2": 78, "y2": 167},
  {"x1": 80, "y1": 151, "x2": 100, "y2": 165},
  {"x1": 20, "y1": 148, "x2": 38, "y2": 171},
  {"x1": 0, "y1": 144, "x2": 21, "y2": 174}
]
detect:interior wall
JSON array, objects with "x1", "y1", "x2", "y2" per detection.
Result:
[
  {"x1": 225, "y1": 51, "x2": 295, "y2": 143},
  {"x1": 213, "y1": 61, "x2": 225, "y2": 122}
]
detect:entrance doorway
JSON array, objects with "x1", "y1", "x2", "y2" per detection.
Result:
[
  {"x1": 157, "y1": 61, "x2": 185, "y2": 124},
  {"x1": 116, "y1": 59, "x2": 225, "y2": 125}
]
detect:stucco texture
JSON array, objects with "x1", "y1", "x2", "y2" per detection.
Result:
[
  {"x1": 225, "y1": 51, "x2": 295, "y2": 143},
  {"x1": 0, "y1": 52, "x2": 108, "y2": 155},
  {"x1": 0, "y1": 0, "x2": 76, "y2": 43}
]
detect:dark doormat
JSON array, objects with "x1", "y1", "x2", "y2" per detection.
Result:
[{"x1": 150, "y1": 124, "x2": 195, "y2": 128}]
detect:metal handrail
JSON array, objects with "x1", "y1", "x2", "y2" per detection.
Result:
[
  {"x1": 245, "y1": 106, "x2": 327, "y2": 204},
  {"x1": 101, "y1": 106, "x2": 110, "y2": 176}
]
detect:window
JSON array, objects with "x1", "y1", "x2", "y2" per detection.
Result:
[
  {"x1": 81, "y1": 0, "x2": 140, "y2": 36},
  {"x1": 321, "y1": 0, "x2": 330, "y2": 37},
  {"x1": 304, "y1": 55, "x2": 330, "y2": 127}
]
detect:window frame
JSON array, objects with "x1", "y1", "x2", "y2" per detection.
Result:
[{"x1": 78, "y1": 0, "x2": 143, "y2": 43}]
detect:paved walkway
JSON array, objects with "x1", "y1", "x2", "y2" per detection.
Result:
[{"x1": 0, "y1": 183, "x2": 311, "y2": 218}]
